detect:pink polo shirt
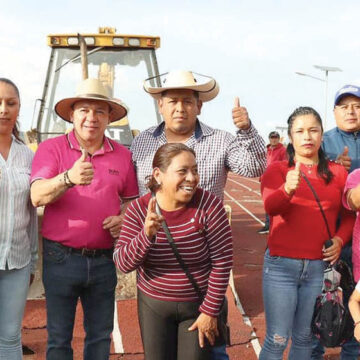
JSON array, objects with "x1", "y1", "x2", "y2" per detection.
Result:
[
  {"x1": 31, "y1": 131, "x2": 139, "y2": 249},
  {"x1": 343, "y1": 169, "x2": 360, "y2": 282}
]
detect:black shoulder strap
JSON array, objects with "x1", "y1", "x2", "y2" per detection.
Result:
[
  {"x1": 301, "y1": 171, "x2": 332, "y2": 240},
  {"x1": 155, "y1": 201, "x2": 204, "y2": 300}
]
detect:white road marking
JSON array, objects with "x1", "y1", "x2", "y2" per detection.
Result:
[
  {"x1": 226, "y1": 183, "x2": 266, "y2": 357},
  {"x1": 229, "y1": 272, "x2": 262, "y2": 358},
  {"x1": 229, "y1": 176, "x2": 260, "y2": 184},
  {"x1": 224, "y1": 191, "x2": 264, "y2": 226},
  {"x1": 227, "y1": 178, "x2": 261, "y2": 196},
  {"x1": 113, "y1": 301, "x2": 124, "y2": 353}
]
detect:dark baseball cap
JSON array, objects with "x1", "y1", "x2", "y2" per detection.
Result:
[
  {"x1": 269, "y1": 131, "x2": 280, "y2": 138},
  {"x1": 334, "y1": 84, "x2": 360, "y2": 107}
]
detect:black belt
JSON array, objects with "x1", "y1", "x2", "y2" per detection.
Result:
[
  {"x1": 67, "y1": 247, "x2": 113, "y2": 258},
  {"x1": 50, "y1": 241, "x2": 113, "y2": 258},
  {"x1": 43, "y1": 238, "x2": 114, "y2": 258}
]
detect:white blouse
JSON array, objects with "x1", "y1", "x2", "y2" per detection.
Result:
[{"x1": 0, "y1": 137, "x2": 38, "y2": 273}]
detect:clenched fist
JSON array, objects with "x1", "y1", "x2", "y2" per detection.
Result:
[
  {"x1": 284, "y1": 162, "x2": 301, "y2": 195},
  {"x1": 68, "y1": 148, "x2": 94, "y2": 186}
]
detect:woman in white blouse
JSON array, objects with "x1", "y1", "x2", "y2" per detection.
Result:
[{"x1": 0, "y1": 78, "x2": 38, "y2": 359}]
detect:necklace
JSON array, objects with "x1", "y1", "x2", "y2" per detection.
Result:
[{"x1": 303, "y1": 163, "x2": 316, "y2": 174}]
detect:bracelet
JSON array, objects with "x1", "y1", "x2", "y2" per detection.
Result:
[
  {"x1": 355, "y1": 320, "x2": 360, "y2": 327},
  {"x1": 63, "y1": 170, "x2": 75, "y2": 188}
]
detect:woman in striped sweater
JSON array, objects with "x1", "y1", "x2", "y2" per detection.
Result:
[{"x1": 113, "y1": 143, "x2": 233, "y2": 360}]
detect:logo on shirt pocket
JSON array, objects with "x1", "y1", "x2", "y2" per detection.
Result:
[
  {"x1": 109, "y1": 169, "x2": 120, "y2": 176},
  {"x1": 17, "y1": 167, "x2": 31, "y2": 175}
]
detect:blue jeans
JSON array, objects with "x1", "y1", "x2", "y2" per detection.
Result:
[
  {"x1": 259, "y1": 249, "x2": 324, "y2": 360},
  {"x1": 211, "y1": 344, "x2": 229, "y2": 360},
  {"x1": 0, "y1": 263, "x2": 31, "y2": 360},
  {"x1": 311, "y1": 243, "x2": 359, "y2": 360},
  {"x1": 42, "y1": 239, "x2": 117, "y2": 360}
]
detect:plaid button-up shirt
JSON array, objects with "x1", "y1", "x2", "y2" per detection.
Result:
[{"x1": 130, "y1": 120, "x2": 266, "y2": 200}]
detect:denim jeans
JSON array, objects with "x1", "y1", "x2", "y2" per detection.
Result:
[
  {"x1": 311, "y1": 243, "x2": 359, "y2": 360},
  {"x1": 259, "y1": 249, "x2": 324, "y2": 360},
  {"x1": 42, "y1": 239, "x2": 117, "y2": 360},
  {"x1": 0, "y1": 263, "x2": 31, "y2": 360},
  {"x1": 211, "y1": 344, "x2": 229, "y2": 360}
]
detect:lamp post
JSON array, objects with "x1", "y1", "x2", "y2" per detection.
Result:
[{"x1": 295, "y1": 65, "x2": 342, "y2": 130}]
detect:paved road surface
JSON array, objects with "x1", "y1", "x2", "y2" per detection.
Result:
[{"x1": 21, "y1": 174, "x2": 341, "y2": 359}]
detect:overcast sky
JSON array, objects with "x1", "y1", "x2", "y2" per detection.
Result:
[{"x1": 1, "y1": 0, "x2": 360, "y2": 141}]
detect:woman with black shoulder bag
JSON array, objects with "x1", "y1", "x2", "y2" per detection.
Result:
[
  {"x1": 113, "y1": 143, "x2": 233, "y2": 360},
  {"x1": 259, "y1": 107, "x2": 355, "y2": 360}
]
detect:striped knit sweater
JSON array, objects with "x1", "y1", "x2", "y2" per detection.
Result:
[{"x1": 114, "y1": 188, "x2": 233, "y2": 317}]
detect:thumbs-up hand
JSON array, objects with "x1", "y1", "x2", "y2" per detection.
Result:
[
  {"x1": 232, "y1": 97, "x2": 250, "y2": 130},
  {"x1": 336, "y1": 146, "x2": 351, "y2": 171},
  {"x1": 284, "y1": 162, "x2": 302, "y2": 195},
  {"x1": 145, "y1": 197, "x2": 164, "y2": 239},
  {"x1": 67, "y1": 148, "x2": 94, "y2": 185}
]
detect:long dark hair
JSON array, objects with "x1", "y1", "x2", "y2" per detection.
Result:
[
  {"x1": 287, "y1": 106, "x2": 333, "y2": 184},
  {"x1": 146, "y1": 143, "x2": 196, "y2": 192},
  {"x1": 0, "y1": 78, "x2": 23, "y2": 143}
]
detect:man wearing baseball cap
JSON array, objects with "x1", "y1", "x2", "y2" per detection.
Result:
[
  {"x1": 311, "y1": 84, "x2": 360, "y2": 360},
  {"x1": 131, "y1": 70, "x2": 266, "y2": 359},
  {"x1": 258, "y1": 131, "x2": 287, "y2": 234},
  {"x1": 30, "y1": 78, "x2": 139, "y2": 359},
  {"x1": 322, "y1": 84, "x2": 360, "y2": 172}
]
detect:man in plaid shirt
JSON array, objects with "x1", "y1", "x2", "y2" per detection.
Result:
[
  {"x1": 131, "y1": 70, "x2": 266, "y2": 200},
  {"x1": 130, "y1": 70, "x2": 266, "y2": 360}
]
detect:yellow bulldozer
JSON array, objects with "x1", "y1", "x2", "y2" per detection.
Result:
[{"x1": 26, "y1": 27, "x2": 162, "y2": 150}]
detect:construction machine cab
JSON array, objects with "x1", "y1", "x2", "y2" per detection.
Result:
[{"x1": 33, "y1": 27, "x2": 162, "y2": 147}]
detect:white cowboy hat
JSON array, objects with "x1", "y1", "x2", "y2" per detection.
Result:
[
  {"x1": 143, "y1": 70, "x2": 219, "y2": 102},
  {"x1": 55, "y1": 78, "x2": 128, "y2": 123}
]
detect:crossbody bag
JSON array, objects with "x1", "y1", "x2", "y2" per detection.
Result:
[
  {"x1": 301, "y1": 171, "x2": 354, "y2": 346},
  {"x1": 301, "y1": 171, "x2": 332, "y2": 242},
  {"x1": 155, "y1": 200, "x2": 230, "y2": 346}
]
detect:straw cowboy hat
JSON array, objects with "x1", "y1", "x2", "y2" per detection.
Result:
[
  {"x1": 143, "y1": 70, "x2": 219, "y2": 102},
  {"x1": 55, "y1": 78, "x2": 128, "y2": 123}
]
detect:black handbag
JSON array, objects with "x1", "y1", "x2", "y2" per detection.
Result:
[
  {"x1": 155, "y1": 200, "x2": 231, "y2": 346},
  {"x1": 302, "y1": 172, "x2": 354, "y2": 347}
]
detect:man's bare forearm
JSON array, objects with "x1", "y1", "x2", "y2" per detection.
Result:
[{"x1": 31, "y1": 173, "x2": 70, "y2": 207}]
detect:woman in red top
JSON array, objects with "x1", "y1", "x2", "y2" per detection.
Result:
[
  {"x1": 259, "y1": 107, "x2": 354, "y2": 360},
  {"x1": 113, "y1": 143, "x2": 233, "y2": 360}
]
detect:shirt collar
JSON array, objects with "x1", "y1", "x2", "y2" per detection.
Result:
[
  {"x1": 151, "y1": 119, "x2": 214, "y2": 141},
  {"x1": 336, "y1": 127, "x2": 359, "y2": 138},
  {"x1": 66, "y1": 130, "x2": 113, "y2": 154}
]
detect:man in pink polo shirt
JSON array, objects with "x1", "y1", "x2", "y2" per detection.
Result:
[{"x1": 30, "y1": 78, "x2": 138, "y2": 360}]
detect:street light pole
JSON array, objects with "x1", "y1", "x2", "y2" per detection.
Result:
[
  {"x1": 295, "y1": 72, "x2": 325, "y2": 82},
  {"x1": 313, "y1": 65, "x2": 342, "y2": 130},
  {"x1": 295, "y1": 65, "x2": 342, "y2": 130}
]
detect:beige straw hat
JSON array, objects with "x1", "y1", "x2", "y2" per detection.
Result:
[
  {"x1": 55, "y1": 78, "x2": 128, "y2": 123},
  {"x1": 143, "y1": 70, "x2": 219, "y2": 102}
]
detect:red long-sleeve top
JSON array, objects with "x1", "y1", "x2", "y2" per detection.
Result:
[
  {"x1": 261, "y1": 160, "x2": 355, "y2": 259},
  {"x1": 113, "y1": 189, "x2": 233, "y2": 317},
  {"x1": 266, "y1": 143, "x2": 287, "y2": 165}
]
